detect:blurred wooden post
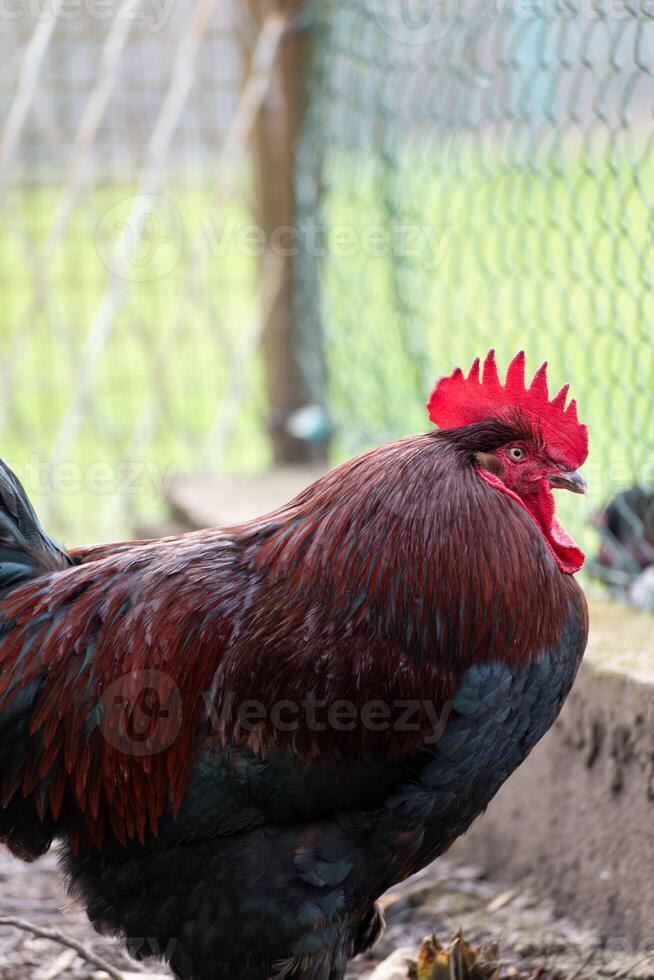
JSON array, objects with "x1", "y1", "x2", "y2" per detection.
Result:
[{"x1": 245, "y1": 0, "x2": 315, "y2": 463}]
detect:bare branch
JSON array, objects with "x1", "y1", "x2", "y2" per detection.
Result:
[{"x1": 0, "y1": 916, "x2": 139, "y2": 980}]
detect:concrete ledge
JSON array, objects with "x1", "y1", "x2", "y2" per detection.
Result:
[
  {"x1": 452, "y1": 598, "x2": 654, "y2": 943},
  {"x1": 166, "y1": 467, "x2": 326, "y2": 530}
]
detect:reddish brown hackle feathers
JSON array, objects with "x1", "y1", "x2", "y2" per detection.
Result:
[{"x1": 427, "y1": 350, "x2": 588, "y2": 469}]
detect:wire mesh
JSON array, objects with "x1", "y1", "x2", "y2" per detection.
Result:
[
  {"x1": 0, "y1": 1, "x2": 272, "y2": 544},
  {"x1": 296, "y1": 0, "x2": 654, "y2": 599}
]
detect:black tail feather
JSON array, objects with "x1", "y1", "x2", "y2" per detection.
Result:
[
  {"x1": 0, "y1": 459, "x2": 71, "y2": 856},
  {"x1": 0, "y1": 459, "x2": 71, "y2": 593}
]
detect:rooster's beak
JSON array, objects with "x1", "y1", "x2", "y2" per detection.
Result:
[{"x1": 548, "y1": 470, "x2": 587, "y2": 495}]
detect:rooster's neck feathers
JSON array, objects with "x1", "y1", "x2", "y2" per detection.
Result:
[{"x1": 248, "y1": 430, "x2": 576, "y2": 669}]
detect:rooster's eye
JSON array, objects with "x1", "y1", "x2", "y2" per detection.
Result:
[{"x1": 509, "y1": 446, "x2": 527, "y2": 461}]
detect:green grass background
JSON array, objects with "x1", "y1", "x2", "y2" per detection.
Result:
[{"x1": 0, "y1": 185, "x2": 269, "y2": 544}]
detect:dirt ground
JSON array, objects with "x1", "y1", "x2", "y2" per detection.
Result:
[
  {"x1": 2, "y1": 849, "x2": 654, "y2": 980},
  {"x1": 0, "y1": 849, "x2": 167, "y2": 979}
]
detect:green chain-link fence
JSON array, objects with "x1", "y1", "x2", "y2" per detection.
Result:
[{"x1": 296, "y1": 0, "x2": 654, "y2": 595}]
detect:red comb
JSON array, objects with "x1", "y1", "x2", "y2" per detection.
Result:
[{"x1": 427, "y1": 350, "x2": 588, "y2": 469}]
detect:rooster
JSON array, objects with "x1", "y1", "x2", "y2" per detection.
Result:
[{"x1": 0, "y1": 351, "x2": 588, "y2": 980}]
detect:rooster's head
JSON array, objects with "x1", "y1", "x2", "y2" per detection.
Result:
[{"x1": 427, "y1": 350, "x2": 589, "y2": 575}]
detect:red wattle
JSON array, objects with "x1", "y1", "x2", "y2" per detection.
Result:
[{"x1": 477, "y1": 470, "x2": 585, "y2": 575}]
